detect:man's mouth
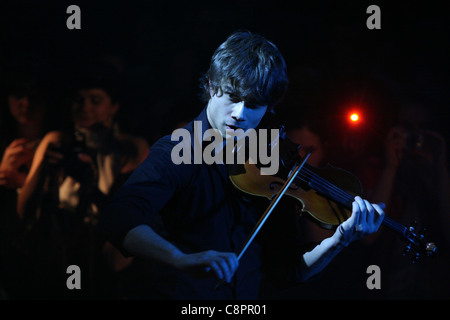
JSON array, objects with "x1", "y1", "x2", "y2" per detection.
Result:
[{"x1": 226, "y1": 124, "x2": 241, "y2": 130}]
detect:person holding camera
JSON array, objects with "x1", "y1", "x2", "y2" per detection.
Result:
[
  {"x1": 362, "y1": 102, "x2": 450, "y2": 299},
  {"x1": 16, "y1": 63, "x2": 149, "y2": 298}
]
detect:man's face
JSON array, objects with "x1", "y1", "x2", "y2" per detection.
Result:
[{"x1": 206, "y1": 92, "x2": 267, "y2": 139}]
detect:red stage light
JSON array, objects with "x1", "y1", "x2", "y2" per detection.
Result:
[{"x1": 347, "y1": 110, "x2": 362, "y2": 126}]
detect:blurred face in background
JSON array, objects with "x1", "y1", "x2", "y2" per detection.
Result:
[
  {"x1": 287, "y1": 126, "x2": 325, "y2": 167},
  {"x1": 8, "y1": 94, "x2": 45, "y2": 127},
  {"x1": 71, "y1": 88, "x2": 118, "y2": 129}
]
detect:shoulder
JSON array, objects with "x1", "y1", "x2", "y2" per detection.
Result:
[
  {"x1": 33, "y1": 130, "x2": 64, "y2": 156},
  {"x1": 145, "y1": 134, "x2": 181, "y2": 166},
  {"x1": 131, "y1": 134, "x2": 199, "y2": 186},
  {"x1": 151, "y1": 134, "x2": 181, "y2": 151}
]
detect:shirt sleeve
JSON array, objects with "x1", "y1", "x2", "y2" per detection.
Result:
[{"x1": 97, "y1": 136, "x2": 193, "y2": 252}]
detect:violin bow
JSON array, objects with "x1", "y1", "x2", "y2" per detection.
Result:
[{"x1": 236, "y1": 149, "x2": 312, "y2": 261}]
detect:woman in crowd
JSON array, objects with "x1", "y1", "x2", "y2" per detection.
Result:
[{"x1": 16, "y1": 62, "x2": 149, "y2": 298}]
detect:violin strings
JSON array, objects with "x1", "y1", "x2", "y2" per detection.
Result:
[
  {"x1": 382, "y1": 216, "x2": 406, "y2": 234},
  {"x1": 305, "y1": 168, "x2": 407, "y2": 233},
  {"x1": 292, "y1": 166, "x2": 407, "y2": 234},
  {"x1": 300, "y1": 167, "x2": 352, "y2": 201},
  {"x1": 290, "y1": 169, "x2": 350, "y2": 206},
  {"x1": 298, "y1": 167, "x2": 354, "y2": 205}
]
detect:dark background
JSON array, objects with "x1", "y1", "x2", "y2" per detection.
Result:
[{"x1": 1, "y1": 0, "x2": 449, "y2": 148}]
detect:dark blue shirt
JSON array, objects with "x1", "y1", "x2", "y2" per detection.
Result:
[{"x1": 99, "y1": 107, "x2": 306, "y2": 299}]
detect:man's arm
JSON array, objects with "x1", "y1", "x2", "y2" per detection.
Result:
[
  {"x1": 122, "y1": 224, "x2": 239, "y2": 283},
  {"x1": 300, "y1": 196, "x2": 385, "y2": 281}
]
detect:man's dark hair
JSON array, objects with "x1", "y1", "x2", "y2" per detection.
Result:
[{"x1": 200, "y1": 30, "x2": 288, "y2": 112}]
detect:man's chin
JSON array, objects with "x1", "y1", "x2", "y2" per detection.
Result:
[{"x1": 225, "y1": 128, "x2": 247, "y2": 141}]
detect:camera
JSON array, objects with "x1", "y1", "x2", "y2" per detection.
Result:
[
  {"x1": 403, "y1": 129, "x2": 443, "y2": 163},
  {"x1": 404, "y1": 130, "x2": 424, "y2": 151},
  {"x1": 50, "y1": 130, "x2": 96, "y2": 183}
]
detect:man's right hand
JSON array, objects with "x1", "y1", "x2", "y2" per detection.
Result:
[
  {"x1": 175, "y1": 250, "x2": 239, "y2": 283},
  {"x1": 122, "y1": 225, "x2": 239, "y2": 283}
]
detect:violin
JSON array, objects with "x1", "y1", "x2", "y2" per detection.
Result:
[{"x1": 229, "y1": 128, "x2": 437, "y2": 263}]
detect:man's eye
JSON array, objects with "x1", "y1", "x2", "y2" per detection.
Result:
[
  {"x1": 227, "y1": 95, "x2": 241, "y2": 103},
  {"x1": 223, "y1": 91, "x2": 239, "y2": 102},
  {"x1": 245, "y1": 103, "x2": 266, "y2": 110}
]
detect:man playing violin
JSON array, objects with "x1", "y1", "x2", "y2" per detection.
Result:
[{"x1": 98, "y1": 30, "x2": 385, "y2": 299}]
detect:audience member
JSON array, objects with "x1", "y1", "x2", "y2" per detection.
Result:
[{"x1": 15, "y1": 62, "x2": 149, "y2": 298}]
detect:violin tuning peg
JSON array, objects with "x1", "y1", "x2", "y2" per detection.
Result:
[
  {"x1": 402, "y1": 244, "x2": 412, "y2": 256},
  {"x1": 426, "y1": 242, "x2": 437, "y2": 256}
]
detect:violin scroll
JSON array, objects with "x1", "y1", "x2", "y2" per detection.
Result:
[{"x1": 402, "y1": 221, "x2": 437, "y2": 262}]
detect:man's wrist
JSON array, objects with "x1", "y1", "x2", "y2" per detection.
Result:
[
  {"x1": 332, "y1": 225, "x2": 353, "y2": 249},
  {"x1": 170, "y1": 250, "x2": 187, "y2": 269}
]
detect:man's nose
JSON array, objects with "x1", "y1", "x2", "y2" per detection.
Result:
[{"x1": 231, "y1": 102, "x2": 246, "y2": 121}]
